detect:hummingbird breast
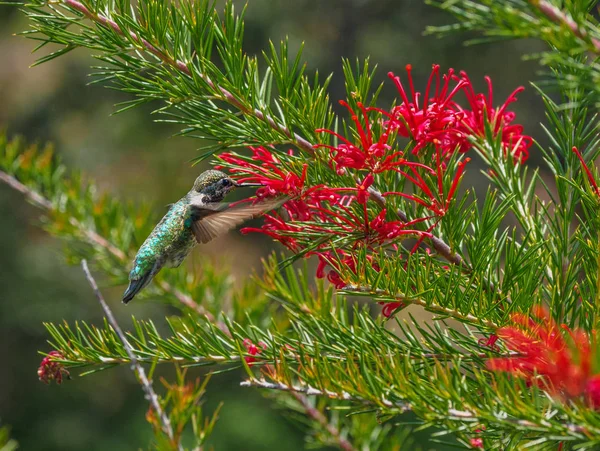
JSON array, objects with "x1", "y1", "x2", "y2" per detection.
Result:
[{"x1": 132, "y1": 199, "x2": 197, "y2": 276}]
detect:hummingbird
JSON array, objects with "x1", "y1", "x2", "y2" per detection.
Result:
[{"x1": 122, "y1": 169, "x2": 282, "y2": 303}]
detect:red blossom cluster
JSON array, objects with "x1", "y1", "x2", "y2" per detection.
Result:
[
  {"x1": 218, "y1": 147, "x2": 307, "y2": 201},
  {"x1": 315, "y1": 251, "x2": 383, "y2": 289},
  {"x1": 38, "y1": 351, "x2": 70, "y2": 384},
  {"x1": 220, "y1": 147, "x2": 432, "y2": 253},
  {"x1": 469, "y1": 437, "x2": 484, "y2": 449},
  {"x1": 468, "y1": 426, "x2": 485, "y2": 449},
  {"x1": 487, "y1": 307, "x2": 600, "y2": 408},
  {"x1": 315, "y1": 101, "x2": 432, "y2": 175},
  {"x1": 243, "y1": 338, "x2": 267, "y2": 366},
  {"x1": 217, "y1": 65, "x2": 532, "y2": 315},
  {"x1": 386, "y1": 64, "x2": 532, "y2": 161}
]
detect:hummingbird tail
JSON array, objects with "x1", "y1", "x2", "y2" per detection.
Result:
[{"x1": 122, "y1": 272, "x2": 152, "y2": 304}]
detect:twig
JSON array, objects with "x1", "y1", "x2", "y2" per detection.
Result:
[
  {"x1": 447, "y1": 408, "x2": 591, "y2": 435},
  {"x1": 73, "y1": 354, "x2": 242, "y2": 365},
  {"x1": 81, "y1": 260, "x2": 181, "y2": 450},
  {"x1": 0, "y1": 171, "x2": 52, "y2": 210},
  {"x1": 61, "y1": 0, "x2": 314, "y2": 155},
  {"x1": 240, "y1": 378, "x2": 411, "y2": 411},
  {"x1": 396, "y1": 207, "x2": 464, "y2": 266},
  {"x1": 367, "y1": 186, "x2": 465, "y2": 266},
  {"x1": 242, "y1": 380, "x2": 592, "y2": 436},
  {"x1": 529, "y1": 0, "x2": 600, "y2": 53},
  {"x1": 289, "y1": 392, "x2": 356, "y2": 451},
  {"x1": 51, "y1": 347, "x2": 498, "y2": 369},
  {"x1": 366, "y1": 185, "x2": 387, "y2": 208},
  {"x1": 0, "y1": 170, "x2": 126, "y2": 259},
  {"x1": 341, "y1": 285, "x2": 499, "y2": 329}
]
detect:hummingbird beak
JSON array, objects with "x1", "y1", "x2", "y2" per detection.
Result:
[{"x1": 236, "y1": 182, "x2": 264, "y2": 187}]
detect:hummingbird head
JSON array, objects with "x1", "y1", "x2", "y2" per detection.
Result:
[{"x1": 192, "y1": 170, "x2": 237, "y2": 202}]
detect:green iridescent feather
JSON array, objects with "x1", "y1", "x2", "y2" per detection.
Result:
[{"x1": 130, "y1": 197, "x2": 196, "y2": 278}]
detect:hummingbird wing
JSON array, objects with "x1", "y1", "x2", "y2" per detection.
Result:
[{"x1": 189, "y1": 197, "x2": 287, "y2": 244}]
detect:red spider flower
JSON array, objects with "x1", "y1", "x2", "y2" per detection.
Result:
[
  {"x1": 384, "y1": 155, "x2": 470, "y2": 217},
  {"x1": 487, "y1": 306, "x2": 599, "y2": 407},
  {"x1": 457, "y1": 72, "x2": 533, "y2": 162},
  {"x1": 379, "y1": 301, "x2": 406, "y2": 318},
  {"x1": 387, "y1": 64, "x2": 468, "y2": 155},
  {"x1": 281, "y1": 198, "x2": 314, "y2": 221},
  {"x1": 219, "y1": 147, "x2": 307, "y2": 199},
  {"x1": 314, "y1": 101, "x2": 422, "y2": 174},
  {"x1": 241, "y1": 214, "x2": 301, "y2": 251},
  {"x1": 38, "y1": 351, "x2": 70, "y2": 384},
  {"x1": 468, "y1": 427, "x2": 485, "y2": 449},
  {"x1": 221, "y1": 146, "x2": 357, "y2": 224},
  {"x1": 316, "y1": 251, "x2": 354, "y2": 289},
  {"x1": 242, "y1": 338, "x2": 267, "y2": 366},
  {"x1": 387, "y1": 65, "x2": 532, "y2": 162},
  {"x1": 316, "y1": 250, "x2": 380, "y2": 289},
  {"x1": 572, "y1": 146, "x2": 600, "y2": 198},
  {"x1": 586, "y1": 375, "x2": 600, "y2": 409},
  {"x1": 469, "y1": 438, "x2": 484, "y2": 449},
  {"x1": 356, "y1": 173, "x2": 374, "y2": 204},
  {"x1": 368, "y1": 209, "x2": 431, "y2": 244},
  {"x1": 478, "y1": 334, "x2": 500, "y2": 352}
]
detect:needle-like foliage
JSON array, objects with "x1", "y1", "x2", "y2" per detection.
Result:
[{"x1": 2, "y1": 0, "x2": 600, "y2": 449}]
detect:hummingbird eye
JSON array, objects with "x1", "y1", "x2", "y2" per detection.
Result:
[{"x1": 221, "y1": 178, "x2": 232, "y2": 187}]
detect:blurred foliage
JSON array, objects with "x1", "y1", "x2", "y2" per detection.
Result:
[
  {"x1": 0, "y1": 1, "x2": 549, "y2": 450},
  {"x1": 0, "y1": 425, "x2": 17, "y2": 451}
]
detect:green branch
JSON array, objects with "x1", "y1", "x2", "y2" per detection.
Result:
[
  {"x1": 240, "y1": 378, "x2": 411, "y2": 412},
  {"x1": 529, "y1": 0, "x2": 600, "y2": 53},
  {"x1": 341, "y1": 285, "x2": 499, "y2": 329},
  {"x1": 61, "y1": 0, "x2": 315, "y2": 153}
]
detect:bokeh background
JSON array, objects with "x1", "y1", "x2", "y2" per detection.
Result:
[{"x1": 0, "y1": 1, "x2": 546, "y2": 449}]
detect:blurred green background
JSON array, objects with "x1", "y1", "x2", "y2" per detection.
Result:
[{"x1": 0, "y1": 1, "x2": 546, "y2": 449}]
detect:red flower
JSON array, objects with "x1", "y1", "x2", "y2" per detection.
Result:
[
  {"x1": 469, "y1": 438, "x2": 484, "y2": 449},
  {"x1": 572, "y1": 146, "x2": 600, "y2": 197},
  {"x1": 388, "y1": 64, "x2": 468, "y2": 155},
  {"x1": 384, "y1": 155, "x2": 470, "y2": 217},
  {"x1": 316, "y1": 251, "x2": 355, "y2": 289},
  {"x1": 242, "y1": 338, "x2": 267, "y2": 366},
  {"x1": 316, "y1": 251, "x2": 381, "y2": 289},
  {"x1": 379, "y1": 301, "x2": 406, "y2": 318},
  {"x1": 221, "y1": 146, "x2": 359, "y2": 225},
  {"x1": 387, "y1": 65, "x2": 532, "y2": 162},
  {"x1": 219, "y1": 147, "x2": 307, "y2": 199},
  {"x1": 487, "y1": 307, "x2": 598, "y2": 407},
  {"x1": 356, "y1": 173, "x2": 374, "y2": 204},
  {"x1": 458, "y1": 72, "x2": 533, "y2": 162},
  {"x1": 315, "y1": 101, "x2": 424, "y2": 174},
  {"x1": 468, "y1": 427, "x2": 485, "y2": 449},
  {"x1": 368, "y1": 209, "x2": 431, "y2": 244},
  {"x1": 586, "y1": 375, "x2": 600, "y2": 409},
  {"x1": 38, "y1": 351, "x2": 70, "y2": 384},
  {"x1": 241, "y1": 214, "x2": 301, "y2": 251},
  {"x1": 478, "y1": 334, "x2": 500, "y2": 352}
]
